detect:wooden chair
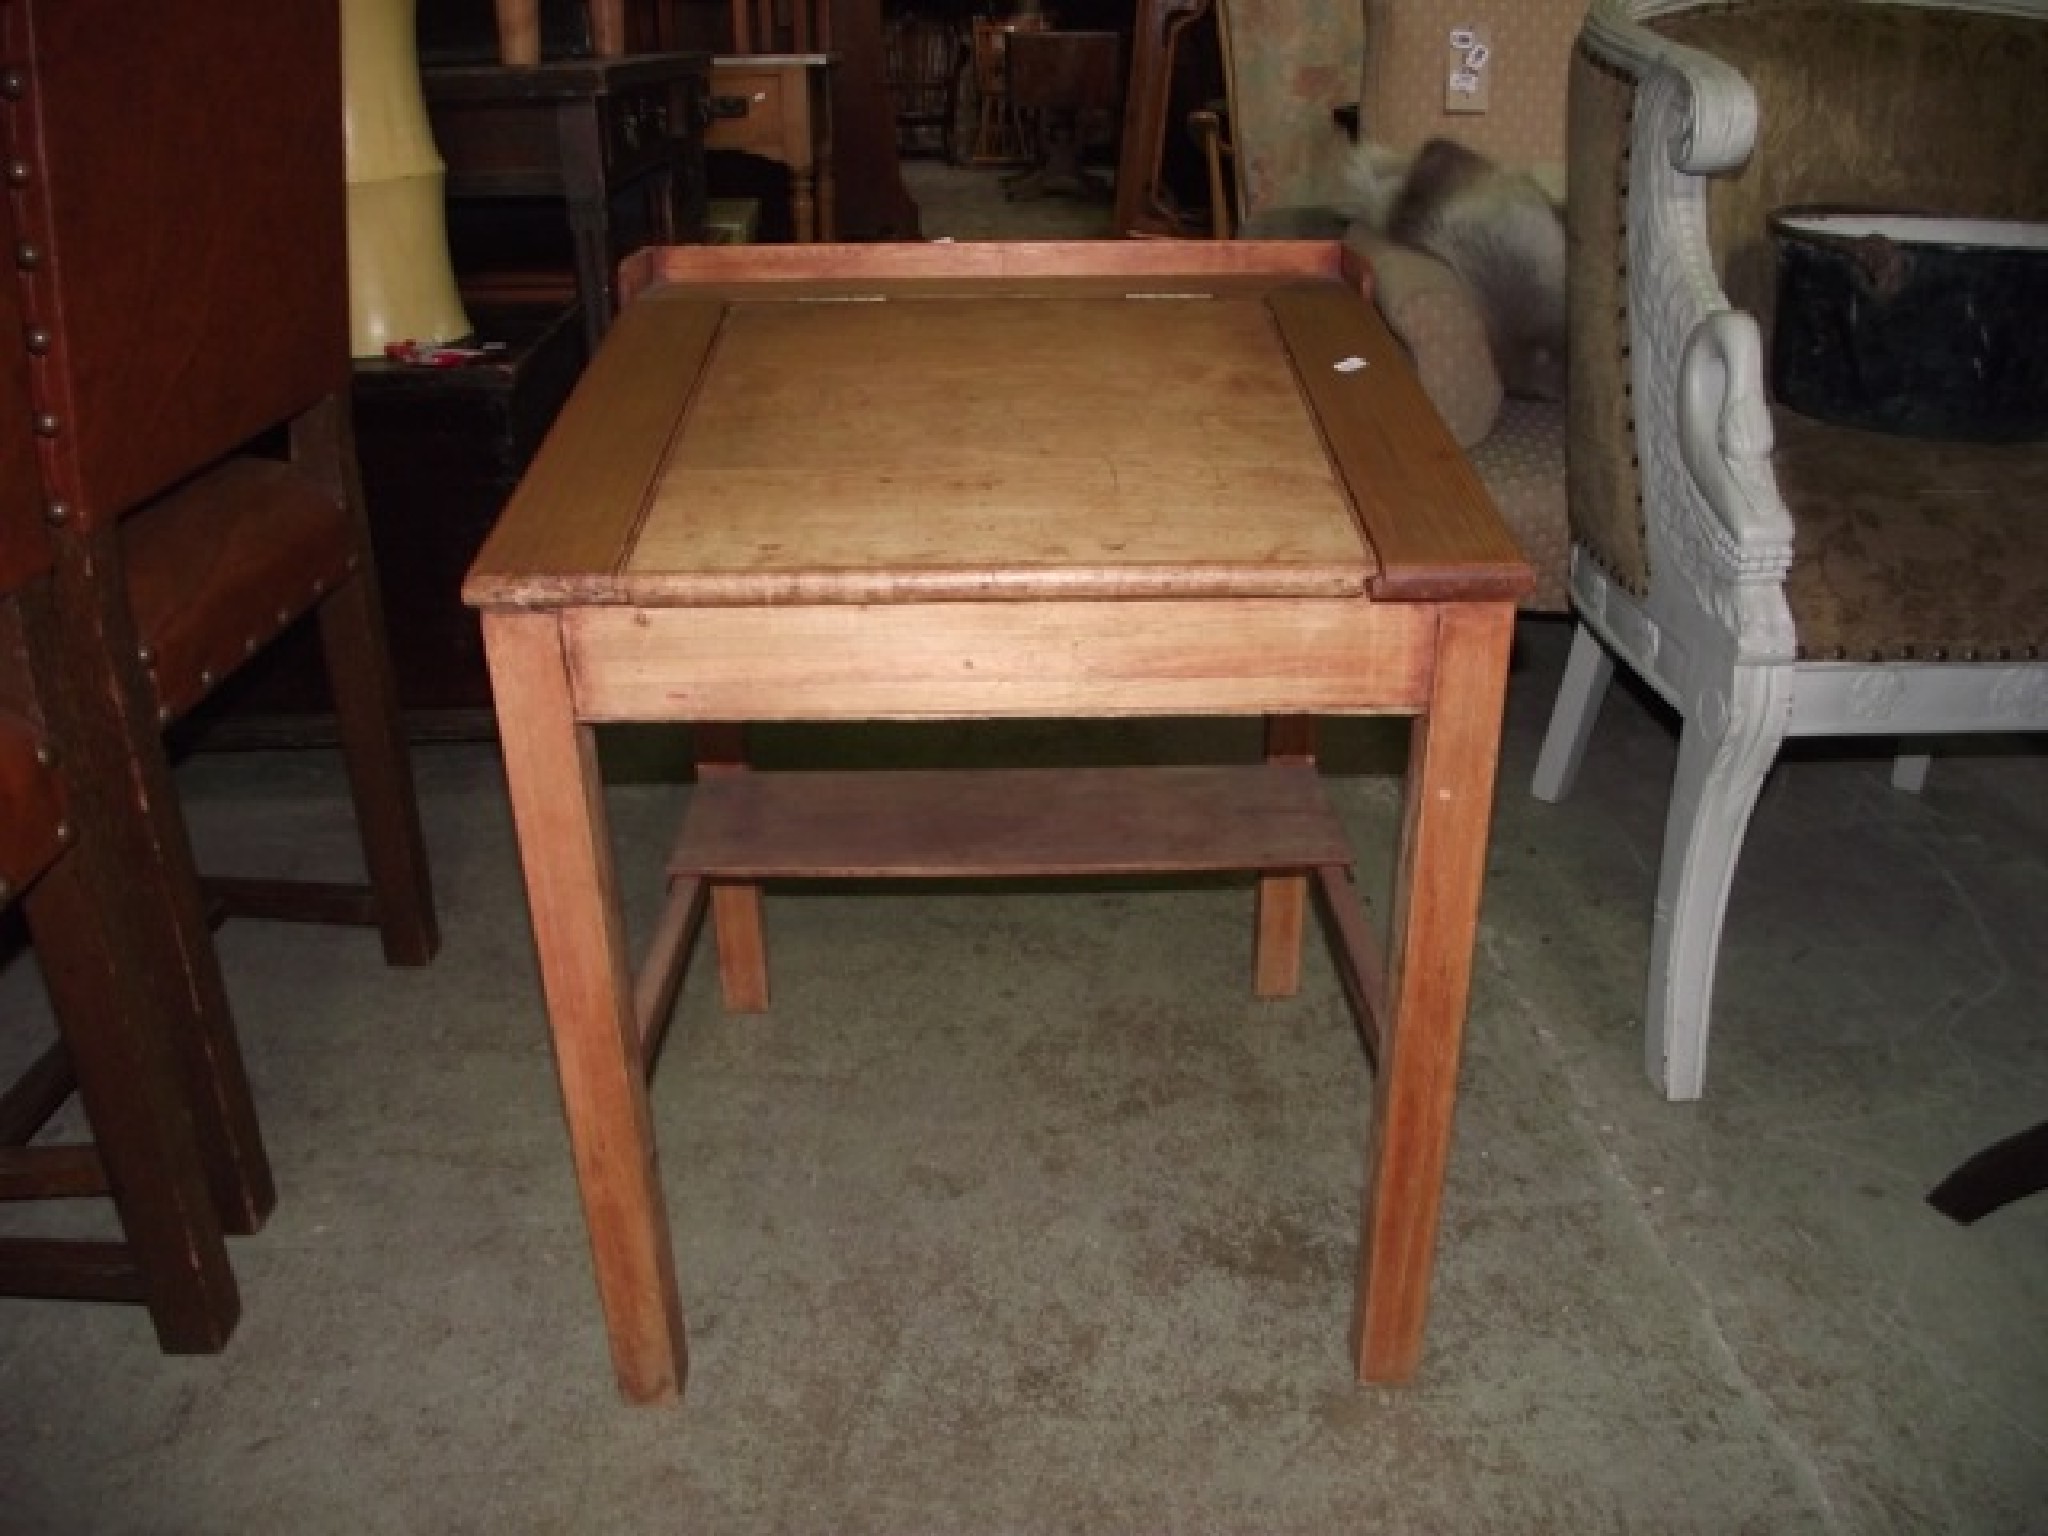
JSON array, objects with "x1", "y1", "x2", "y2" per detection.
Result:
[
  {"x1": 0, "y1": 185, "x2": 240, "y2": 1351},
  {"x1": 969, "y1": 13, "x2": 1050, "y2": 165},
  {"x1": 1114, "y1": 0, "x2": 1227, "y2": 239},
  {"x1": 885, "y1": 13, "x2": 967, "y2": 162},
  {"x1": 1187, "y1": 103, "x2": 1235, "y2": 239},
  {"x1": 4, "y1": 0, "x2": 439, "y2": 1225}
]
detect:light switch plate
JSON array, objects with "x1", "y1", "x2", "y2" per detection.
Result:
[{"x1": 1445, "y1": 24, "x2": 1492, "y2": 114}]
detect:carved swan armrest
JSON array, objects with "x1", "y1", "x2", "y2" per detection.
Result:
[{"x1": 1585, "y1": 3, "x2": 1800, "y2": 659}]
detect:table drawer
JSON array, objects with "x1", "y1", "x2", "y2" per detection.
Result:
[{"x1": 704, "y1": 69, "x2": 789, "y2": 155}]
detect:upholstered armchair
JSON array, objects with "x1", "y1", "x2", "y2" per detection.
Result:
[{"x1": 1531, "y1": 0, "x2": 2048, "y2": 1099}]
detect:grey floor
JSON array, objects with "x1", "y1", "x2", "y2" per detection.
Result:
[{"x1": 2, "y1": 171, "x2": 2044, "y2": 1534}]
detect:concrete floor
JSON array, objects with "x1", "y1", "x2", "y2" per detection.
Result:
[
  {"x1": 3, "y1": 173, "x2": 2045, "y2": 1533},
  {"x1": 901, "y1": 154, "x2": 1115, "y2": 240}
]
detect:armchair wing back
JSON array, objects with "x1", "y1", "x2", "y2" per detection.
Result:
[
  {"x1": 1536, "y1": 0, "x2": 2048, "y2": 1101},
  {"x1": 1661, "y1": 5, "x2": 2048, "y2": 335}
]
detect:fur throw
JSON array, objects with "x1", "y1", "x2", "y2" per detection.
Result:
[{"x1": 1338, "y1": 138, "x2": 1568, "y2": 402}]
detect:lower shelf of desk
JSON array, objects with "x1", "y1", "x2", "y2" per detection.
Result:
[
  {"x1": 665, "y1": 764, "x2": 1355, "y2": 880},
  {"x1": 634, "y1": 763, "x2": 1388, "y2": 1075}
]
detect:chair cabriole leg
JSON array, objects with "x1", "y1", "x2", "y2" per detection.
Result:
[
  {"x1": 1531, "y1": 621, "x2": 1615, "y2": 803},
  {"x1": 1648, "y1": 668, "x2": 1792, "y2": 1101}
]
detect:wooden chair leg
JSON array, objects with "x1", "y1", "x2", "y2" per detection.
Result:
[
  {"x1": 298, "y1": 393, "x2": 439, "y2": 967},
  {"x1": 31, "y1": 558, "x2": 275, "y2": 1235},
  {"x1": 319, "y1": 570, "x2": 439, "y2": 966},
  {"x1": 16, "y1": 844, "x2": 241, "y2": 1351}
]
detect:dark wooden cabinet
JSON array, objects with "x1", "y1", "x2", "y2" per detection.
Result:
[
  {"x1": 350, "y1": 303, "x2": 588, "y2": 721},
  {"x1": 200, "y1": 303, "x2": 586, "y2": 740}
]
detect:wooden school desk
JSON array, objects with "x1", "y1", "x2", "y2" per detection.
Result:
[{"x1": 464, "y1": 242, "x2": 1531, "y2": 1403}]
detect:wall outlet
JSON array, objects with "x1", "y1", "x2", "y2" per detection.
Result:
[{"x1": 1444, "y1": 24, "x2": 1493, "y2": 114}]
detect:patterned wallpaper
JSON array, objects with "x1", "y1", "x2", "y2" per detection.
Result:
[
  {"x1": 1362, "y1": 0, "x2": 1583, "y2": 170},
  {"x1": 1218, "y1": 0, "x2": 1581, "y2": 220}
]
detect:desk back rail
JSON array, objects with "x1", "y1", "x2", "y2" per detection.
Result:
[{"x1": 615, "y1": 238, "x2": 1364, "y2": 303}]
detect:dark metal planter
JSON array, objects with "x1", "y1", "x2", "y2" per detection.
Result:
[{"x1": 1770, "y1": 208, "x2": 2048, "y2": 443}]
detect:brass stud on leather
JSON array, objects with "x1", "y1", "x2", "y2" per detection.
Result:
[
  {"x1": 34, "y1": 742, "x2": 53, "y2": 767},
  {"x1": 56, "y1": 820, "x2": 73, "y2": 844},
  {"x1": 0, "y1": 70, "x2": 24, "y2": 100},
  {"x1": 199, "y1": 668, "x2": 215, "y2": 690},
  {"x1": 24, "y1": 326, "x2": 50, "y2": 354},
  {"x1": 4, "y1": 159, "x2": 26, "y2": 186},
  {"x1": 43, "y1": 498, "x2": 67, "y2": 525},
  {"x1": 14, "y1": 240, "x2": 37, "y2": 268},
  {"x1": 135, "y1": 642, "x2": 154, "y2": 665},
  {"x1": 32, "y1": 411, "x2": 57, "y2": 436},
  {"x1": 276, "y1": 607, "x2": 292, "y2": 626}
]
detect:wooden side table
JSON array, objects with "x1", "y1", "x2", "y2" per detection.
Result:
[
  {"x1": 705, "y1": 54, "x2": 835, "y2": 242},
  {"x1": 423, "y1": 53, "x2": 709, "y2": 351},
  {"x1": 465, "y1": 242, "x2": 1531, "y2": 1405},
  {"x1": 1001, "y1": 29, "x2": 1124, "y2": 201}
]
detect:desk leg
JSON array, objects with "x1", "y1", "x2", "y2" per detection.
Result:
[
  {"x1": 484, "y1": 611, "x2": 686, "y2": 1404},
  {"x1": 1254, "y1": 715, "x2": 1316, "y2": 998},
  {"x1": 693, "y1": 723, "x2": 771, "y2": 1012},
  {"x1": 1353, "y1": 603, "x2": 1513, "y2": 1383}
]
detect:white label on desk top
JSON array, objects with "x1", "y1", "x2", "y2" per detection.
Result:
[{"x1": 1333, "y1": 356, "x2": 1368, "y2": 373}]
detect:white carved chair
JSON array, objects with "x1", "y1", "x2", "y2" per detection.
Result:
[{"x1": 1531, "y1": 0, "x2": 2048, "y2": 1100}]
